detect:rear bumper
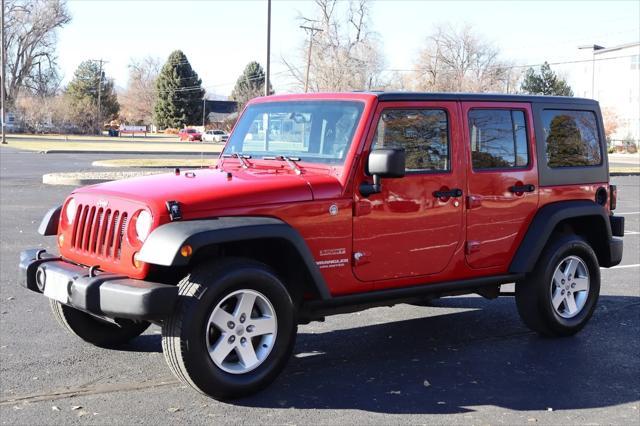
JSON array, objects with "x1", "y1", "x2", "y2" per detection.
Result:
[
  {"x1": 602, "y1": 215, "x2": 624, "y2": 267},
  {"x1": 19, "y1": 249, "x2": 178, "y2": 320}
]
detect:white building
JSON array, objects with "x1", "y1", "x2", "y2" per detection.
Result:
[{"x1": 571, "y1": 42, "x2": 640, "y2": 146}]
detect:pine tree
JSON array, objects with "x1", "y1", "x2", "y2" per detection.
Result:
[
  {"x1": 521, "y1": 62, "x2": 574, "y2": 96},
  {"x1": 230, "y1": 61, "x2": 273, "y2": 111},
  {"x1": 66, "y1": 60, "x2": 120, "y2": 121},
  {"x1": 153, "y1": 50, "x2": 205, "y2": 129}
]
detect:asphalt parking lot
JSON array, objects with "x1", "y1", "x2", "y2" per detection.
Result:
[{"x1": 0, "y1": 147, "x2": 638, "y2": 425}]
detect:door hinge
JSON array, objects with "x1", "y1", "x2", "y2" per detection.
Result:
[
  {"x1": 466, "y1": 241, "x2": 481, "y2": 255},
  {"x1": 466, "y1": 195, "x2": 482, "y2": 209}
]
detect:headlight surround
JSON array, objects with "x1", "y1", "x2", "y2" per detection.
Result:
[
  {"x1": 134, "y1": 210, "x2": 153, "y2": 242},
  {"x1": 65, "y1": 198, "x2": 77, "y2": 224}
]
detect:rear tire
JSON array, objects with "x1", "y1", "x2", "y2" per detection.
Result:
[
  {"x1": 162, "y1": 258, "x2": 297, "y2": 400},
  {"x1": 50, "y1": 300, "x2": 150, "y2": 348},
  {"x1": 515, "y1": 235, "x2": 600, "y2": 337}
]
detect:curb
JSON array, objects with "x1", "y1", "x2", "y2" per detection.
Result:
[
  {"x1": 41, "y1": 150, "x2": 220, "y2": 155},
  {"x1": 610, "y1": 172, "x2": 640, "y2": 176},
  {"x1": 43, "y1": 171, "x2": 164, "y2": 186}
]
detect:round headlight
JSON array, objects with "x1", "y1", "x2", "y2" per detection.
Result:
[
  {"x1": 135, "y1": 210, "x2": 153, "y2": 242},
  {"x1": 65, "y1": 198, "x2": 77, "y2": 224}
]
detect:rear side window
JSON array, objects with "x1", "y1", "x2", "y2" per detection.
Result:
[
  {"x1": 372, "y1": 109, "x2": 449, "y2": 172},
  {"x1": 541, "y1": 110, "x2": 602, "y2": 167},
  {"x1": 468, "y1": 109, "x2": 529, "y2": 169}
]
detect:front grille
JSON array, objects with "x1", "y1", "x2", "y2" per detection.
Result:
[{"x1": 71, "y1": 204, "x2": 128, "y2": 260}]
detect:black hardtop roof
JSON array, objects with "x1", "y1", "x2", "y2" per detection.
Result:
[{"x1": 373, "y1": 92, "x2": 598, "y2": 105}]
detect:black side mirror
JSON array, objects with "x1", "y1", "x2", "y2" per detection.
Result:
[{"x1": 360, "y1": 148, "x2": 405, "y2": 196}]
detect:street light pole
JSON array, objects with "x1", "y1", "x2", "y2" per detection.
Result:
[
  {"x1": 578, "y1": 44, "x2": 605, "y2": 99},
  {"x1": 265, "y1": 0, "x2": 271, "y2": 97}
]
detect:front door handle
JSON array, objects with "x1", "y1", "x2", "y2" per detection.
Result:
[
  {"x1": 509, "y1": 184, "x2": 535, "y2": 193},
  {"x1": 433, "y1": 188, "x2": 463, "y2": 198}
]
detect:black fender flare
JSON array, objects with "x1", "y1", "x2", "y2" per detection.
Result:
[
  {"x1": 509, "y1": 200, "x2": 613, "y2": 274},
  {"x1": 38, "y1": 205, "x2": 61, "y2": 236},
  {"x1": 137, "y1": 216, "x2": 330, "y2": 299}
]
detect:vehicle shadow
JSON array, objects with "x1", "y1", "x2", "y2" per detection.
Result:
[{"x1": 233, "y1": 295, "x2": 640, "y2": 414}]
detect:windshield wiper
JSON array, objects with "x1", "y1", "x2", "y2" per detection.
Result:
[
  {"x1": 263, "y1": 155, "x2": 302, "y2": 175},
  {"x1": 222, "y1": 153, "x2": 252, "y2": 169}
]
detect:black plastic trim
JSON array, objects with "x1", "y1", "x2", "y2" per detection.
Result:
[
  {"x1": 376, "y1": 92, "x2": 597, "y2": 105},
  {"x1": 138, "y1": 217, "x2": 331, "y2": 299},
  {"x1": 304, "y1": 274, "x2": 522, "y2": 315},
  {"x1": 509, "y1": 200, "x2": 618, "y2": 273},
  {"x1": 610, "y1": 215, "x2": 625, "y2": 237},
  {"x1": 38, "y1": 206, "x2": 61, "y2": 236},
  {"x1": 19, "y1": 250, "x2": 178, "y2": 320},
  {"x1": 19, "y1": 249, "x2": 60, "y2": 291}
]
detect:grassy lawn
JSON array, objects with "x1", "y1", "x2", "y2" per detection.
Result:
[
  {"x1": 93, "y1": 158, "x2": 218, "y2": 168},
  {"x1": 3, "y1": 139, "x2": 223, "y2": 153}
]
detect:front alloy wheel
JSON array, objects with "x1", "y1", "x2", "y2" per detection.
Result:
[{"x1": 206, "y1": 289, "x2": 277, "y2": 374}]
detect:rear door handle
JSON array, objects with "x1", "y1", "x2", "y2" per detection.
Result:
[
  {"x1": 433, "y1": 188, "x2": 463, "y2": 198},
  {"x1": 509, "y1": 184, "x2": 535, "y2": 193}
]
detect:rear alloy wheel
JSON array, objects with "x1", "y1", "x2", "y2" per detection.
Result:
[
  {"x1": 516, "y1": 235, "x2": 600, "y2": 337},
  {"x1": 162, "y1": 258, "x2": 296, "y2": 400},
  {"x1": 549, "y1": 256, "x2": 590, "y2": 319}
]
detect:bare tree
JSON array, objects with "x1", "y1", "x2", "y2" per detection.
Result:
[
  {"x1": 119, "y1": 57, "x2": 161, "y2": 125},
  {"x1": 3, "y1": 0, "x2": 71, "y2": 102},
  {"x1": 602, "y1": 107, "x2": 620, "y2": 144},
  {"x1": 282, "y1": 0, "x2": 386, "y2": 92},
  {"x1": 410, "y1": 24, "x2": 512, "y2": 93}
]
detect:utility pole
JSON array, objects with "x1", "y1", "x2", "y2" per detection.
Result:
[
  {"x1": 94, "y1": 59, "x2": 105, "y2": 135},
  {"x1": 202, "y1": 98, "x2": 206, "y2": 127},
  {"x1": 300, "y1": 25, "x2": 323, "y2": 93},
  {"x1": 265, "y1": 0, "x2": 271, "y2": 97},
  {"x1": 1, "y1": 0, "x2": 6, "y2": 144}
]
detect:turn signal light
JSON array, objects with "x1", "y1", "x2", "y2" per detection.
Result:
[
  {"x1": 57, "y1": 234, "x2": 64, "y2": 247},
  {"x1": 180, "y1": 244, "x2": 193, "y2": 257},
  {"x1": 133, "y1": 252, "x2": 143, "y2": 269}
]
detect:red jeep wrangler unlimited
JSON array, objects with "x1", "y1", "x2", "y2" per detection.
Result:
[{"x1": 20, "y1": 93, "x2": 624, "y2": 399}]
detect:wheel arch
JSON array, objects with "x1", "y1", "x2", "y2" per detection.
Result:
[
  {"x1": 509, "y1": 200, "x2": 613, "y2": 274},
  {"x1": 138, "y1": 217, "x2": 330, "y2": 301}
]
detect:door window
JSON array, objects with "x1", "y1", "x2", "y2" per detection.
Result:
[
  {"x1": 372, "y1": 109, "x2": 450, "y2": 172},
  {"x1": 468, "y1": 109, "x2": 529, "y2": 169}
]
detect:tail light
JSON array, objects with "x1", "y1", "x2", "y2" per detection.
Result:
[{"x1": 609, "y1": 185, "x2": 617, "y2": 211}]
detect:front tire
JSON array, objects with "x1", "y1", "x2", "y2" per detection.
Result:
[
  {"x1": 515, "y1": 235, "x2": 600, "y2": 337},
  {"x1": 162, "y1": 258, "x2": 297, "y2": 400},
  {"x1": 50, "y1": 300, "x2": 150, "y2": 348}
]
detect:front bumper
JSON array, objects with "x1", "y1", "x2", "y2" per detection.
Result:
[{"x1": 19, "y1": 249, "x2": 178, "y2": 320}]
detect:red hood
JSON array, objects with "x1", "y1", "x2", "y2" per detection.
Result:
[{"x1": 73, "y1": 167, "x2": 343, "y2": 220}]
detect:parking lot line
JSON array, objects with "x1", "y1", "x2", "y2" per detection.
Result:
[
  {"x1": 617, "y1": 211, "x2": 640, "y2": 215},
  {"x1": 603, "y1": 264, "x2": 640, "y2": 269}
]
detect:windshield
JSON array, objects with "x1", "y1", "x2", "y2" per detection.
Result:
[{"x1": 223, "y1": 101, "x2": 364, "y2": 165}]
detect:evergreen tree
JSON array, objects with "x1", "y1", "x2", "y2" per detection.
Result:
[
  {"x1": 153, "y1": 50, "x2": 204, "y2": 128},
  {"x1": 230, "y1": 61, "x2": 273, "y2": 111},
  {"x1": 66, "y1": 60, "x2": 119, "y2": 120},
  {"x1": 521, "y1": 62, "x2": 574, "y2": 96}
]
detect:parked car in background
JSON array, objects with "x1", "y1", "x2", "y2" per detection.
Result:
[
  {"x1": 202, "y1": 129, "x2": 229, "y2": 143},
  {"x1": 178, "y1": 128, "x2": 202, "y2": 142}
]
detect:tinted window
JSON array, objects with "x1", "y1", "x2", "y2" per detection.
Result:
[
  {"x1": 469, "y1": 109, "x2": 529, "y2": 169},
  {"x1": 542, "y1": 110, "x2": 602, "y2": 167},
  {"x1": 372, "y1": 109, "x2": 449, "y2": 172}
]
